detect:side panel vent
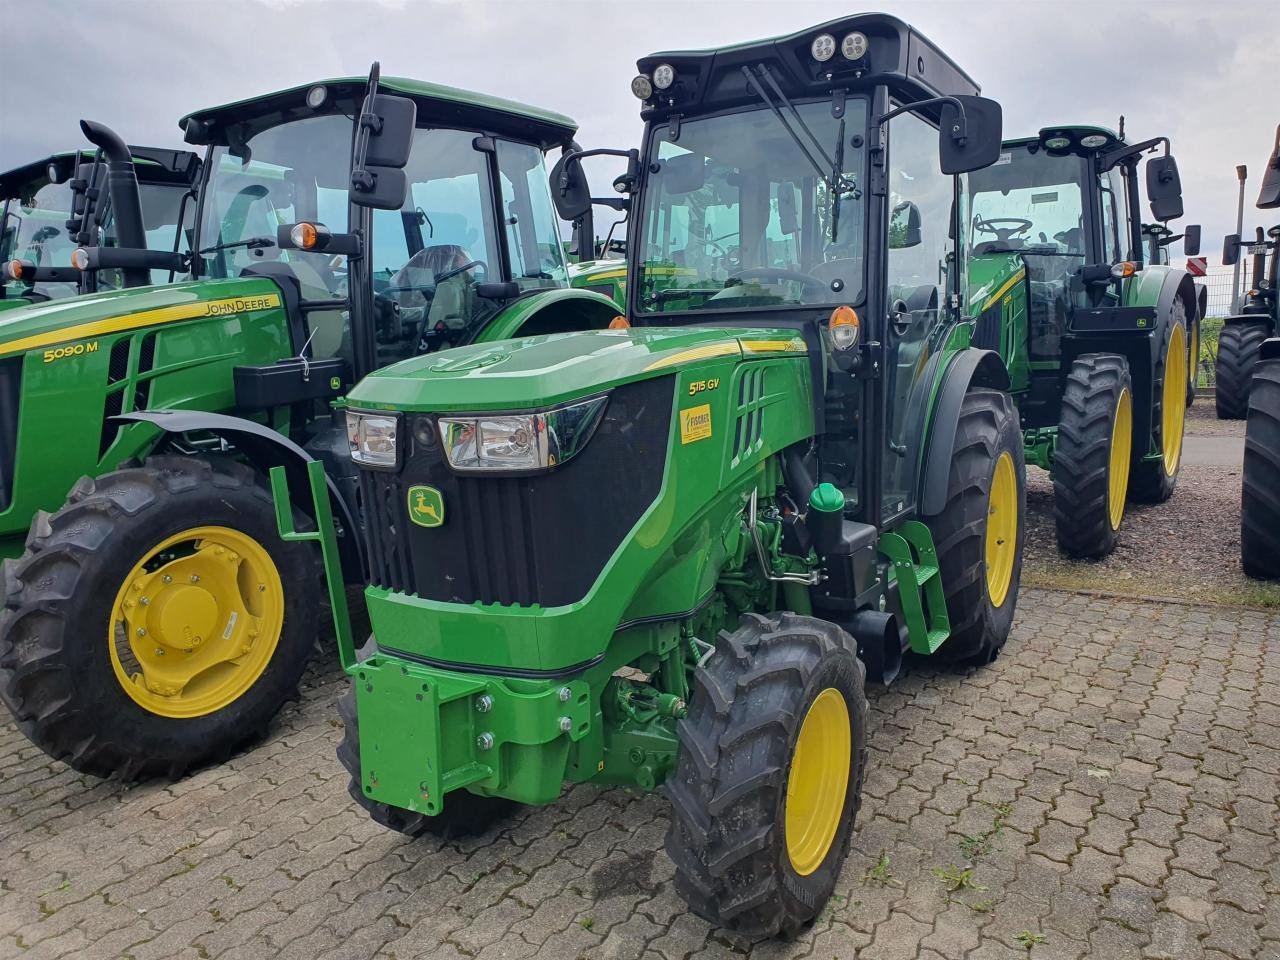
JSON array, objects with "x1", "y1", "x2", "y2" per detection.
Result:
[
  {"x1": 0, "y1": 357, "x2": 22, "y2": 511},
  {"x1": 107, "y1": 339, "x2": 130, "y2": 385},
  {"x1": 731, "y1": 363, "x2": 768, "y2": 466}
]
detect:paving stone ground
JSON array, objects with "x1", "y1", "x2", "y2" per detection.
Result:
[{"x1": 1, "y1": 588, "x2": 1277, "y2": 960}]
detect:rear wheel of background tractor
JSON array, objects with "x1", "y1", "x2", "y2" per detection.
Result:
[
  {"x1": 1186, "y1": 313, "x2": 1200, "y2": 408},
  {"x1": 1241, "y1": 358, "x2": 1280, "y2": 580},
  {"x1": 0, "y1": 456, "x2": 320, "y2": 780},
  {"x1": 926, "y1": 388, "x2": 1025, "y2": 665},
  {"x1": 1215, "y1": 320, "x2": 1269, "y2": 420},
  {"x1": 1131, "y1": 305, "x2": 1189, "y2": 503},
  {"x1": 666, "y1": 612, "x2": 867, "y2": 941},
  {"x1": 335, "y1": 640, "x2": 519, "y2": 839},
  {"x1": 1053, "y1": 354, "x2": 1133, "y2": 559}
]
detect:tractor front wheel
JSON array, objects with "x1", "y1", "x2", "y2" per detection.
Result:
[
  {"x1": 1242, "y1": 358, "x2": 1280, "y2": 580},
  {"x1": 0, "y1": 456, "x2": 320, "y2": 780},
  {"x1": 666, "y1": 612, "x2": 867, "y2": 941},
  {"x1": 1131, "y1": 305, "x2": 1189, "y2": 503},
  {"x1": 926, "y1": 388, "x2": 1025, "y2": 665},
  {"x1": 1053, "y1": 354, "x2": 1133, "y2": 559},
  {"x1": 1215, "y1": 320, "x2": 1269, "y2": 420},
  {"x1": 335, "y1": 640, "x2": 519, "y2": 838}
]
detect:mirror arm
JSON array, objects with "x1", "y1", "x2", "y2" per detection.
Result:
[{"x1": 879, "y1": 96, "x2": 967, "y2": 141}]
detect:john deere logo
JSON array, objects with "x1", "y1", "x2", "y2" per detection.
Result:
[{"x1": 407, "y1": 485, "x2": 444, "y2": 528}]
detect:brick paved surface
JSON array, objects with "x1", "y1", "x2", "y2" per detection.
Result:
[{"x1": 1, "y1": 588, "x2": 1277, "y2": 960}]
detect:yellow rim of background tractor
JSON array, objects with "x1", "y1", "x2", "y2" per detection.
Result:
[
  {"x1": 985, "y1": 451, "x2": 1017, "y2": 608},
  {"x1": 1162, "y1": 323, "x2": 1188, "y2": 475},
  {"x1": 1190, "y1": 321, "x2": 1200, "y2": 390},
  {"x1": 785, "y1": 687, "x2": 851, "y2": 876},
  {"x1": 108, "y1": 525, "x2": 284, "y2": 719},
  {"x1": 1108, "y1": 387, "x2": 1133, "y2": 531}
]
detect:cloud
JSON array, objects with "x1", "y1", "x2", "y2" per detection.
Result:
[{"x1": 1, "y1": 0, "x2": 1274, "y2": 259}]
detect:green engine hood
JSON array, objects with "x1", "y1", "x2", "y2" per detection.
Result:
[
  {"x1": 0, "y1": 276, "x2": 284, "y2": 361},
  {"x1": 349, "y1": 326, "x2": 808, "y2": 412}
]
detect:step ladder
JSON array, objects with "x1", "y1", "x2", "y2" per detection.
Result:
[{"x1": 877, "y1": 520, "x2": 951, "y2": 655}]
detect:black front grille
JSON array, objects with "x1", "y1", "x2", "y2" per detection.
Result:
[
  {"x1": 360, "y1": 376, "x2": 673, "y2": 607},
  {"x1": 0, "y1": 357, "x2": 21, "y2": 511}
]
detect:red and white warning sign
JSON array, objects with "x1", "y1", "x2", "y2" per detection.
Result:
[{"x1": 1185, "y1": 256, "x2": 1208, "y2": 277}]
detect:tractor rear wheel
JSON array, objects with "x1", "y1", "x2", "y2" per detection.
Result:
[
  {"x1": 666, "y1": 612, "x2": 867, "y2": 941},
  {"x1": 1242, "y1": 358, "x2": 1280, "y2": 580},
  {"x1": 1186, "y1": 313, "x2": 1200, "y2": 408},
  {"x1": 1215, "y1": 320, "x2": 1269, "y2": 420},
  {"x1": 1131, "y1": 304, "x2": 1189, "y2": 503},
  {"x1": 335, "y1": 640, "x2": 518, "y2": 839},
  {"x1": 0, "y1": 456, "x2": 320, "y2": 780},
  {"x1": 1053, "y1": 354, "x2": 1133, "y2": 559},
  {"x1": 926, "y1": 388, "x2": 1025, "y2": 665}
]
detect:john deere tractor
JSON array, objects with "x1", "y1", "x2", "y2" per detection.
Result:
[
  {"x1": 265, "y1": 15, "x2": 1019, "y2": 939},
  {"x1": 966, "y1": 125, "x2": 1200, "y2": 559},
  {"x1": 0, "y1": 68, "x2": 619, "y2": 779},
  {"x1": 1218, "y1": 131, "x2": 1280, "y2": 420},
  {"x1": 0, "y1": 130, "x2": 199, "y2": 309},
  {"x1": 1240, "y1": 127, "x2": 1280, "y2": 580}
]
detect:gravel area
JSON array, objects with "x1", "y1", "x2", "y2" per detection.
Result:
[{"x1": 1023, "y1": 399, "x2": 1280, "y2": 607}]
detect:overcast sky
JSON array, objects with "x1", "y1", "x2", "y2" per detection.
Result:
[{"x1": 1, "y1": 0, "x2": 1275, "y2": 262}]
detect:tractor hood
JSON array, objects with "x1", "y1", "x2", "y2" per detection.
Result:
[
  {"x1": 349, "y1": 326, "x2": 808, "y2": 413},
  {"x1": 0, "y1": 276, "x2": 283, "y2": 361}
]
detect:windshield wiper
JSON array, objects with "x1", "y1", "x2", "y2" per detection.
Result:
[
  {"x1": 741, "y1": 64, "x2": 859, "y2": 243},
  {"x1": 197, "y1": 236, "x2": 274, "y2": 256}
]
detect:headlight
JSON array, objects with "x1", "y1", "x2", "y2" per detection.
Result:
[
  {"x1": 346, "y1": 411, "x2": 400, "y2": 468},
  {"x1": 811, "y1": 34, "x2": 836, "y2": 62},
  {"x1": 652, "y1": 63, "x2": 675, "y2": 90},
  {"x1": 439, "y1": 395, "x2": 609, "y2": 473}
]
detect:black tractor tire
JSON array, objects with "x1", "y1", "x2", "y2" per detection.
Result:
[
  {"x1": 666, "y1": 612, "x2": 867, "y2": 941},
  {"x1": 1052, "y1": 354, "x2": 1133, "y2": 559},
  {"x1": 1242, "y1": 358, "x2": 1280, "y2": 580},
  {"x1": 0, "y1": 456, "x2": 320, "y2": 780},
  {"x1": 1131, "y1": 300, "x2": 1190, "y2": 503},
  {"x1": 926, "y1": 388, "x2": 1025, "y2": 665},
  {"x1": 1215, "y1": 320, "x2": 1270, "y2": 420},
  {"x1": 335, "y1": 639, "x2": 518, "y2": 839},
  {"x1": 1186, "y1": 313, "x2": 1200, "y2": 408}
]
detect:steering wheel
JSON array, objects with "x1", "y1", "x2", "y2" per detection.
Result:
[
  {"x1": 728, "y1": 267, "x2": 828, "y2": 291},
  {"x1": 975, "y1": 217, "x2": 1034, "y2": 242},
  {"x1": 434, "y1": 260, "x2": 485, "y2": 285}
]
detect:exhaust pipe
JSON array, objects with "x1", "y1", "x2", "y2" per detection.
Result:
[{"x1": 79, "y1": 120, "x2": 148, "y2": 287}]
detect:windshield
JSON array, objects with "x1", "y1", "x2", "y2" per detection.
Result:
[
  {"x1": 1, "y1": 181, "x2": 78, "y2": 300},
  {"x1": 98, "y1": 179, "x2": 195, "y2": 289},
  {"x1": 967, "y1": 147, "x2": 1087, "y2": 257},
  {"x1": 197, "y1": 113, "x2": 353, "y2": 296},
  {"x1": 637, "y1": 98, "x2": 867, "y2": 314}
]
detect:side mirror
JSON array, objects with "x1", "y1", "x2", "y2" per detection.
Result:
[
  {"x1": 657, "y1": 152, "x2": 707, "y2": 195},
  {"x1": 548, "y1": 152, "x2": 592, "y2": 221},
  {"x1": 1182, "y1": 223, "x2": 1201, "y2": 256},
  {"x1": 889, "y1": 200, "x2": 922, "y2": 249},
  {"x1": 1146, "y1": 155, "x2": 1184, "y2": 221},
  {"x1": 1223, "y1": 233, "x2": 1241, "y2": 266},
  {"x1": 939, "y1": 96, "x2": 1003, "y2": 175},
  {"x1": 350, "y1": 91, "x2": 417, "y2": 211}
]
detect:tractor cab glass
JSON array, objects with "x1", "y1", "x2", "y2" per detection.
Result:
[
  {"x1": 2, "y1": 181, "x2": 78, "y2": 301},
  {"x1": 637, "y1": 99, "x2": 868, "y2": 313}
]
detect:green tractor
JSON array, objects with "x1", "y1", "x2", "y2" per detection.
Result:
[
  {"x1": 966, "y1": 125, "x2": 1200, "y2": 559},
  {"x1": 1218, "y1": 129, "x2": 1280, "y2": 420},
  {"x1": 0, "y1": 68, "x2": 620, "y2": 779},
  {"x1": 0, "y1": 130, "x2": 199, "y2": 310},
  {"x1": 1240, "y1": 127, "x2": 1280, "y2": 580},
  {"x1": 263, "y1": 15, "x2": 1017, "y2": 938}
]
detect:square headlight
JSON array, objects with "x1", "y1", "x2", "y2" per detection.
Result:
[
  {"x1": 346, "y1": 411, "x2": 400, "y2": 468},
  {"x1": 438, "y1": 395, "x2": 608, "y2": 474}
]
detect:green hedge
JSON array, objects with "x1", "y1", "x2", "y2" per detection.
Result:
[{"x1": 1197, "y1": 316, "x2": 1223, "y2": 387}]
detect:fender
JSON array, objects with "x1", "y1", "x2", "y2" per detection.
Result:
[
  {"x1": 919, "y1": 348, "x2": 1010, "y2": 517},
  {"x1": 112, "y1": 410, "x2": 365, "y2": 582},
  {"x1": 474, "y1": 287, "x2": 621, "y2": 343},
  {"x1": 1153, "y1": 269, "x2": 1197, "y2": 356}
]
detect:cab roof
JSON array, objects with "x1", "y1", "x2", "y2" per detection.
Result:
[
  {"x1": 180, "y1": 77, "x2": 579, "y2": 152},
  {"x1": 634, "y1": 13, "x2": 979, "y2": 123},
  {"x1": 0, "y1": 147, "x2": 200, "y2": 200}
]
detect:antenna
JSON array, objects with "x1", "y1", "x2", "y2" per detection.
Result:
[{"x1": 1118, "y1": 115, "x2": 1125, "y2": 140}]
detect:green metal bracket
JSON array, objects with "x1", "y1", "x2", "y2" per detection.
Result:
[
  {"x1": 269, "y1": 462, "x2": 356, "y2": 671},
  {"x1": 1023, "y1": 427, "x2": 1056, "y2": 473},
  {"x1": 878, "y1": 520, "x2": 951, "y2": 655}
]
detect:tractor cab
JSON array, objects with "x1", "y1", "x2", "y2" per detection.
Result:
[{"x1": 0, "y1": 145, "x2": 198, "y2": 308}]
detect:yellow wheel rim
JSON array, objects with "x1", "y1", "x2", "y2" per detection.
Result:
[
  {"x1": 984, "y1": 451, "x2": 1017, "y2": 609},
  {"x1": 785, "y1": 688, "x2": 851, "y2": 876},
  {"x1": 1162, "y1": 323, "x2": 1188, "y2": 475},
  {"x1": 1108, "y1": 387, "x2": 1133, "y2": 531},
  {"x1": 108, "y1": 525, "x2": 284, "y2": 718}
]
